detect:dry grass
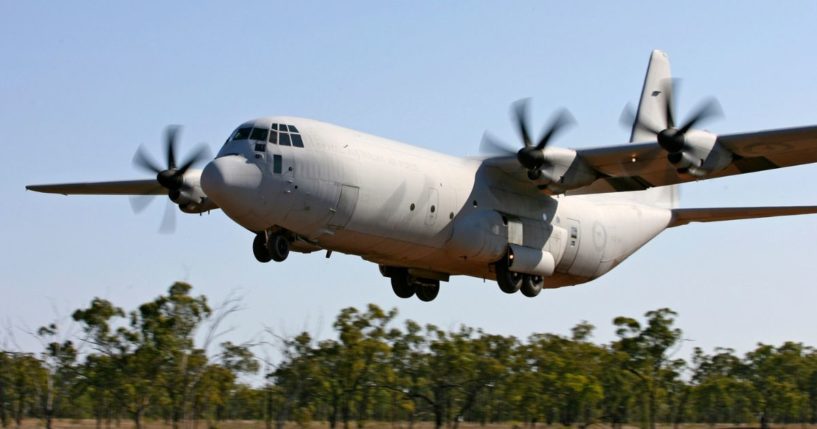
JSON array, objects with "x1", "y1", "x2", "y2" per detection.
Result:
[{"x1": 11, "y1": 421, "x2": 817, "y2": 429}]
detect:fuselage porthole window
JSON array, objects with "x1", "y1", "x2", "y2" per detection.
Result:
[
  {"x1": 250, "y1": 127, "x2": 269, "y2": 142},
  {"x1": 231, "y1": 127, "x2": 252, "y2": 141},
  {"x1": 279, "y1": 132, "x2": 292, "y2": 146}
]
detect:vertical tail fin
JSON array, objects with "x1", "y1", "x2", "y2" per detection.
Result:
[
  {"x1": 631, "y1": 50, "x2": 672, "y2": 143},
  {"x1": 628, "y1": 49, "x2": 679, "y2": 209}
]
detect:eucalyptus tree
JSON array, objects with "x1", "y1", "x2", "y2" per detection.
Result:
[
  {"x1": 744, "y1": 342, "x2": 812, "y2": 428},
  {"x1": 612, "y1": 308, "x2": 683, "y2": 429},
  {"x1": 35, "y1": 323, "x2": 77, "y2": 429}
]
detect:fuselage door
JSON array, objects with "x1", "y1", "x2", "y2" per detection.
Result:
[{"x1": 328, "y1": 185, "x2": 359, "y2": 230}]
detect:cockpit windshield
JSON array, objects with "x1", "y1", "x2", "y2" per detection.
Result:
[
  {"x1": 225, "y1": 122, "x2": 306, "y2": 148},
  {"x1": 230, "y1": 127, "x2": 252, "y2": 141}
]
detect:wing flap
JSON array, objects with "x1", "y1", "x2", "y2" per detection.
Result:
[
  {"x1": 26, "y1": 180, "x2": 165, "y2": 196},
  {"x1": 668, "y1": 205, "x2": 817, "y2": 228}
]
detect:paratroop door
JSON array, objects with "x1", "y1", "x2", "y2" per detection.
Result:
[{"x1": 328, "y1": 185, "x2": 359, "y2": 229}]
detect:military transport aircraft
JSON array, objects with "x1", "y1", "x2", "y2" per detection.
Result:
[{"x1": 26, "y1": 50, "x2": 817, "y2": 302}]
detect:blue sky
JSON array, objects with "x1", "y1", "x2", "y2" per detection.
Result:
[{"x1": 3, "y1": 1, "x2": 817, "y2": 359}]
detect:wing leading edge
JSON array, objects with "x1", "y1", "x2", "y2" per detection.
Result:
[{"x1": 26, "y1": 180, "x2": 165, "y2": 196}]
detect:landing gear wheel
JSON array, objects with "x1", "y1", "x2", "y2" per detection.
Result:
[
  {"x1": 521, "y1": 275, "x2": 544, "y2": 298},
  {"x1": 268, "y1": 234, "x2": 290, "y2": 262},
  {"x1": 415, "y1": 280, "x2": 440, "y2": 302},
  {"x1": 253, "y1": 234, "x2": 272, "y2": 263},
  {"x1": 390, "y1": 270, "x2": 415, "y2": 299},
  {"x1": 495, "y1": 257, "x2": 523, "y2": 294}
]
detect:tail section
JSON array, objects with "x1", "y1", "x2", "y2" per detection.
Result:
[
  {"x1": 630, "y1": 50, "x2": 673, "y2": 143},
  {"x1": 627, "y1": 49, "x2": 678, "y2": 209}
]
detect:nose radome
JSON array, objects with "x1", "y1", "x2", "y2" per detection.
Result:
[{"x1": 201, "y1": 156, "x2": 263, "y2": 215}]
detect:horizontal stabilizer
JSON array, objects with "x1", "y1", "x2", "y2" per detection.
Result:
[
  {"x1": 669, "y1": 205, "x2": 817, "y2": 227},
  {"x1": 26, "y1": 180, "x2": 165, "y2": 196}
]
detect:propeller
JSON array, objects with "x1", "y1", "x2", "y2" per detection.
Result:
[
  {"x1": 129, "y1": 126, "x2": 211, "y2": 233},
  {"x1": 480, "y1": 98, "x2": 575, "y2": 180},
  {"x1": 621, "y1": 79, "x2": 723, "y2": 155}
]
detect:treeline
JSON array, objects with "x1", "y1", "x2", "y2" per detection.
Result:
[{"x1": 1, "y1": 283, "x2": 817, "y2": 429}]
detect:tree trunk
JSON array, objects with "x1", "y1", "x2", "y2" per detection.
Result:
[
  {"x1": 328, "y1": 401, "x2": 338, "y2": 429},
  {"x1": 648, "y1": 386, "x2": 657, "y2": 429},
  {"x1": 342, "y1": 400, "x2": 351, "y2": 429},
  {"x1": 434, "y1": 404, "x2": 444, "y2": 429},
  {"x1": 133, "y1": 408, "x2": 143, "y2": 429}
]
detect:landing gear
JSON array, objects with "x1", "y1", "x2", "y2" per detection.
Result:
[
  {"x1": 494, "y1": 256, "x2": 523, "y2": 294},
  {"x1": 253, "y1": 234, "x2": 272, "y2": 263},
  {"x1": 252, "y1": 232, "x2": 290, "y2": 263},
  {"x1": 381, "y1": 266, "x2": 441, "y2": 302},
  {"x1": 390, "y1": 269, "x2": 415, "y2": 299},
  {"x1": 268, "y1": 233, "x2": 290, "y2": 262},
  {"x1": 415, "y1": 280, "x2": 440, "y2": 302},
  {"x1": 521, "y1": 275, "x2": 544, "y2": 297}
]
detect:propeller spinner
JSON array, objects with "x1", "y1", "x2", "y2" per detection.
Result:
[
  {"x1": 130, "y1": 126, "x2": 211, "y2": 233},
  {"x1": 621, "y1": 79, "x2": 723, "y2": 162},
  {"x1": 481, "y1": 99, "x2": 575, "y2": 180}
]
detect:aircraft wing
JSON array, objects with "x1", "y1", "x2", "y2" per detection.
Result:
[
  {"x1": 668, "y1": 205, "x2": 817, "y2": 227},
  {"x1": 573, "y1": 125, "x2": 817, "y2": 193},
  {"x1": 26, "y1": 179, "x2": 166, "y2": 195}
]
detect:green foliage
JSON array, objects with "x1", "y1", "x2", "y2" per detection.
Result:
[{"x1": 4, "y1": 283, "x2": 817, "y2": 429}]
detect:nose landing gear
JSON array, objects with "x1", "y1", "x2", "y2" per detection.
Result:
[{"x1": 252, "y1": 231, "x2": 291, "y2": 263}]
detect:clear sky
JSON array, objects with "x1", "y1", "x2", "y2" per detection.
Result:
[{"x1": 2, "y1": 1, "x2": 817, "y2": 359}]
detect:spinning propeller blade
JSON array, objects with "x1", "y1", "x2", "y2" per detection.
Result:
[{"x1": 129, "y1": 125, "x2": 211, "y2": 232}]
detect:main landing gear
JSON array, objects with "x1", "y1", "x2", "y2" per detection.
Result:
[
  {"x1": 253, "y1": 231, "x2": 291, "y2": 263},
  {"x1": 494, "y1": 255, "x2": 544, "y2": 298},
  {"x1": 380, "y1": 267, "x2": 441, "y2": 302}
]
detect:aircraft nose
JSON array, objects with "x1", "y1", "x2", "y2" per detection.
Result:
[{"x1": 201, "y1": 155, "x2": 263, "y2": 217}]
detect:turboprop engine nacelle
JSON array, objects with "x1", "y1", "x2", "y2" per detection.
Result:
[
  {"x1": 175, "y1": 170, "x2": 217, "y2": 213},
  {"x1": 531, "y1": 147, "x2": 598, "y2": 194},
  {"x1": 665, "y1": 130, "x2": 733, "y2": 177}
]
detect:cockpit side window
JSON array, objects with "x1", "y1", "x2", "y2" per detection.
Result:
[
  {"x1": 231, "y1": 127, "x2": 252, "y2": 141},
  {"x1": 291, "y1": 133, "x2": 304, "y2": 147},
  {"x1": 250, "y1": 127, "x2": 269, "y2": 141}
]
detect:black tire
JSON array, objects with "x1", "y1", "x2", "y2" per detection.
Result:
[
  {"x1": 494, "y1": 257, "x2": 522, "y2": 294},
  {"x1": 253, "y1": 234, "x2": 272, "y2": 263},
  {"x1": 268, "y1": 234, "x2": 290, "y2": 262},
  {"x1": 415, "y1": 280, "x2": 440, "y2": 302},
  {"x1": 521, "y1": 275, "x2": 544, "y2": 298},
  {"x1": 390, "y1": 270, "x2": 415, "y2": 298}
]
